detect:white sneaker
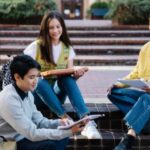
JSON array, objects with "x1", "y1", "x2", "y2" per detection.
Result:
[{"x1": 81, "y1": 121, "x2": 102, "y2": 139}]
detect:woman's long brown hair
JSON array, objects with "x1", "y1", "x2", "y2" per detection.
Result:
[{"x1": 39, "y1": 11, "x2": 71, "y2": 64}]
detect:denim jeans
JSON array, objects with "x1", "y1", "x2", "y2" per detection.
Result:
[
  {"x1": 107, "y1": 87, "x2": 150, "y2": 134},
  {"x1": 34, "y1": 76, "x2": 89, "y2": 118},
  {"x1": 17, "y1": 137, "x2": 69, "y2": 150}
]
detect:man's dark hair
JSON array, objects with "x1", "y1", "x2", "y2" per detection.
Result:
[{"x1": 10, "y1": 55, "x2": 41, "y2": 81}]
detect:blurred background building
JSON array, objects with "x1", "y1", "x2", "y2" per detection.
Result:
[{"x1": 55, "y1": 0, "x2": 110, "y2": 19}]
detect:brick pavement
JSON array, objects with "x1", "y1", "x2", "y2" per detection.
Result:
[{"x1": 76, "y1": 66, "x2": 133, "y2": 103}]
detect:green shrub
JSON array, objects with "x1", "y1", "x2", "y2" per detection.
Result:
[
  {"x1": 87, "y1": 1, "x2": 110, "y2": 18},
  {"x1": 91, "y1": 1, "x2": 109, "y2": 9},
  {"x1": 0, "y1": 0, "x2": 57, "y2": 24},
  {"x1": 106, "y1": 0, "x2": 150, "y2": 25}
]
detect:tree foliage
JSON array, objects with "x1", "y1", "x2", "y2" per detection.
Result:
[
  {"x1": 106, "y1": 0, "x2": 150, "y2": 24},
  {"x1": 0, "y1": 0, "x2": 57, "y2": 24}
]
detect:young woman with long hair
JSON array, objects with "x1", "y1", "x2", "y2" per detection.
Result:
[{"x1": 24, "y1": 11, "x2": 101, "y2": 139}]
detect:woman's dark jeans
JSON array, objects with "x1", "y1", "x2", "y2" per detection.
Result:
[{"x1": 107, "y1": 87, "x2": 150, "y2": 134}]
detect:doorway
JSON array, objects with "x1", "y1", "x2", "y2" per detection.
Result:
[{"x1": 61, "y1": 0, "x2": 83, "y2": 19}]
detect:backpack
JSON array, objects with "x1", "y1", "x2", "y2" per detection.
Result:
[
  {"x1": 0, "y1": 69, "x2": 2, "y2": 91},
  {"x1": 0, "y1": 61, "x2": 14, "y2": 91}
]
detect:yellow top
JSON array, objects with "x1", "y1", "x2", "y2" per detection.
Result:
[
  {"x1": 35, "y1": 39, "x2": 70, "y2": 83},
  {"x1": 125, "y1": 41, "x2": 150, "y2": 81}
]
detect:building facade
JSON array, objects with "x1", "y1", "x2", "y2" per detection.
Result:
[{"x1": 55, "y1": 0, "x2": 110, "y2": 19}]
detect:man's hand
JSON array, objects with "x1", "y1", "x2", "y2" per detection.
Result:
[
  {"x1": 71, "y1": 119, "x2": 89, "y2": 134},
  {"x1": 142, "y1": 87, "x2": 150, "y2": 92},
  {"x1": 60, "y1": 118, "x2": 74, "y2": 126}
]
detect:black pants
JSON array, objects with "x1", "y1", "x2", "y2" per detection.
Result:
[{"x1": 17, "y1": 138, "x2": 69, "y2": 150}]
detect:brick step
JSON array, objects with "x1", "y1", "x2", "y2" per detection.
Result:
[
  {"x1": 41, "y1": 103, "x2": 125, "y2": 130},
  {"x1": 0, "y1": 45, "x2": 141, "y2": 55},
  {"x1": 0, "y1": 37, "x2": 149, "y2": 45},
  {"x1": 74, "y1": 55, "x2": 137, "y2": 66},
  {"x1": 39, "y1": 103, "x2": 150, "y2": 150},
  {"x1": 67, "y1": 129, "x2": 150, "y2": 150},
  {"x1": 0, "y1": 30, "x2": 150, "y2": 37}
]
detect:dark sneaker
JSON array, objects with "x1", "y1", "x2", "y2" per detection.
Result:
[{"x1": 113, "y1": 134, "x2": 135, "y2": 150}]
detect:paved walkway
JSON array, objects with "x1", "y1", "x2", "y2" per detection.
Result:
[
  {"x1": 74, "y1": 66, "x2": 133, "y2": 103},
  {"x1": 65, "y1": 19, "x2": 112, "y2": 27}
]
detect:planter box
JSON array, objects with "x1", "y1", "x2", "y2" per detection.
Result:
[{"x1": 91, "y1": 8, "x2": 108, "y2": 19}]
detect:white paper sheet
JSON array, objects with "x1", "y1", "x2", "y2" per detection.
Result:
[
  {"x1": 117, "y1": 79, "x2": 149, "y2": 89},
  {"x1": 58, "y1": 114, "x2": 104, "y2": 130}
]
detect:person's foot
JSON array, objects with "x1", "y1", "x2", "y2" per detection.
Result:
[
  {"x1": 81, "y1": 121, "x2": 101, "y2": 139},
  {"x1": 113, "y1": 134, "x2": 135, "y2": 150}
]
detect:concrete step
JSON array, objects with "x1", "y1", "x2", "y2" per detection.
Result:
[
  {"x1": 0, "y1": 24, "x2": 40, "y2": 30},
  {"x1": 0, "y1": 54, "x2": 138, "y2": 66},
  {"x1": 69, "y1": 30, "x2": 150, "y2": 37},
  {"x1": 0, "y1": 45, "x2": 141, "y2": 55},
  {"x1": 74, "y1": 45, "x2": 141, "y2": 55},
  {"x1": 0, "y1": 37, "x2": 149, "y2": 45},
  {"x1": 71, "y1": 37, "x2": 149, "y2": 45},
  {"x1": 0, "y1": 30, "x2": 39, "y2": 37},
  {"x1": 0, "y1": 45, "x2": 25, "y2": 55},
  {"x1": 1, "y1": 30, "x2": 150, "y2": 37},
  {"x1": 0, "y1": 23, "x2": 148, "y2": 30},
  {"x1": 66, "y1": 25, "x2": 149, "y2": 31},
  {"x1": 74, "y1": 55, "x2": 137, "y2": 66},
  {"x1": 0, "y1": 66, "x2": 131, "y2": 99},
  {"x1": 0, "y1": 23, "x2": 148, "y2": 66}
]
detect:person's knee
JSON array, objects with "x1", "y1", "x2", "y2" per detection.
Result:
[
  {"x1": 56, "y1": 138, "x2": 69, "y2": 150},
  {"x1": 37, "y1": 79, "x2": 50, "y2": 88},
  {"x1": 107, "y1": 87, "x2": 118, "y2": 101},
  {"x1": 58, "y1": 76, "x2": 75, "y2": 88},
  {"x1": 36, "y1": 79, "x2": 53, "y2": 94},
  {"x1": 107, "y1": 92, "x2": 112, "y2": 100},
  {"x1": 59, "y1": 76, "x2": 74, "y2": 82},
  {"x1": 43, "y1": 141, "x2": 57, "y2": 150},
  {"x1": 140, "y1": 93, "x2": 150, "y2": 104},
  {"x1": 45, "y1": 138, "x2": 68, "y2": 150},
  {"x1": 38, "y1": 140, "x2": 57, "y2": 150}
]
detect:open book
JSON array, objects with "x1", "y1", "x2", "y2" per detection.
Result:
[
  {"x1": 117, "y1": 79, "x2": 150, "y2": 89},
  {"x1": 58, "y1": 114, "x2": 104, "y2": 130},
  {"x1": 41, "y1": 67, "x2": 88, "y2": 77}
]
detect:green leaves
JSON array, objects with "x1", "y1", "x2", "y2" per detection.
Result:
[
  {"x1": 0, "y1": 0, "x2": 57, "y2": 24},
  {"x1": 106, "y1": 0, "x2": 150, "y2": 24},
  {"x1": 91, "y1": 1, "x2": 109, "y2": 9}
]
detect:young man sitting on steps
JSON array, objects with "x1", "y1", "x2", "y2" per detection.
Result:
[{"x1": 0, "y1": 55, "x2": 86, "y2": 150}]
